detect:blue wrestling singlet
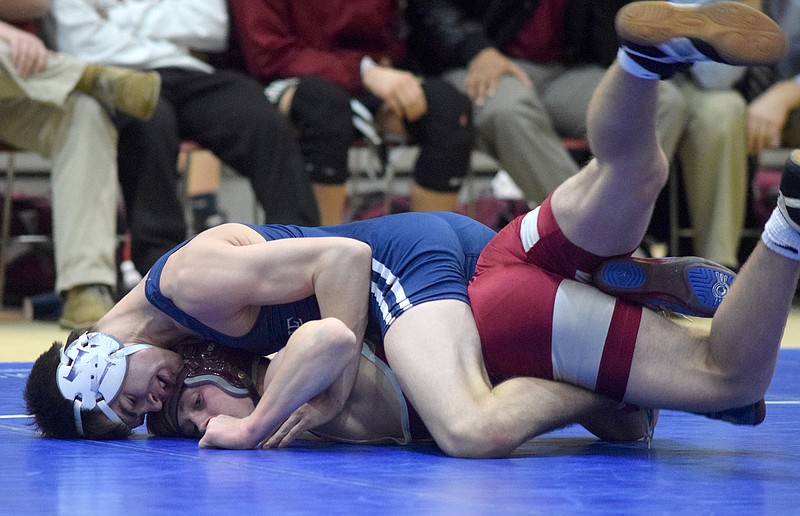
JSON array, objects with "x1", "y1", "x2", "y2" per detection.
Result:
[{"x1": 145, "y1": 212, "x2": 495, "y2": 355}]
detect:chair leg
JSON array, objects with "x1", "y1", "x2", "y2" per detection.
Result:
[
  {"x1": 0, "y1": 151, "x2": 16, "y2": 308},
  {"x1": 668, "y1": 165, "x2": 681, "y2": 256}
]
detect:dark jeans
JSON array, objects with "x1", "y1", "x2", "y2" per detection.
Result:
[{"x1": 115, "y1": 67, "x2": 319, "y2": 274}]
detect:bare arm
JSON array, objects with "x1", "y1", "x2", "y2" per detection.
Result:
[
  {"x1": 161, "y1": 224, "x2": 371, "y2": 448},
  {"x1": 161, "y1": 224, "x2": 372, "y2": 344},
  {"x1": 199, "y1": 318, "x2": 360, "y2": 449}
]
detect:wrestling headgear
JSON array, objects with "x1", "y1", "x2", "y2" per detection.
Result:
[
  {"x1": 56, "y1": 332, "x2": 152, "y2": 436},
  {"x1": 146, "y1": 340, "x2": 263, "y2": 437}
]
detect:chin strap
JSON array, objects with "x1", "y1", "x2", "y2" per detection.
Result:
[{"x1": 57, "y1": 332, "x2": 152, "y2": 437}]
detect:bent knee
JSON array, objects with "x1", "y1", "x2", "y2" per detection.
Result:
[{"x1": 429, "y1": 417, "x2": 519, "y2": 458}]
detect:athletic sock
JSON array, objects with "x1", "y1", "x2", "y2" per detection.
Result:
[
  {"x1": 617, "y1": 48, "x2": 661, "y2": 80},
  {"x1": 763, "y1": 150, "x2": 800, "y2": 260},
  {"x1": 617, "y1": 44, "x2": 695, "y2": 80},
  {"x1": 190, "y1": 192, "x2": 226, "y2": 233},
  {"x1": 762, "y1": 207, "x2": 800, "y2": 260}
]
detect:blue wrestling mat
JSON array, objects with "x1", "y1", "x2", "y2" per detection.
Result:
[{"x1": 3, "y1": 350, "x2": 800, "y2": 515}]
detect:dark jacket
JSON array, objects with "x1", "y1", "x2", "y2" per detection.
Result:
[{"x1": 405, "y1": 0, "x2": 632, "y2": 75}]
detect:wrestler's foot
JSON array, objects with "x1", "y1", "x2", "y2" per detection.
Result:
[
  {"x1": 699, "y1": 398, "x2": 766, "y2": 426},
  {"x1": 616, "y1": 1, "x2": 785, "y2": 79},
  {"x1": 762, "y1": 150, "x2": 800, "y2": 259},
  {"x1": 76, "y1": 65, "x2": 161, "y2": 120},
  {"x1": 593, "y1": 256, "x2": 735, "y2": 317},
  {"x1": 778, "y1": 150, "x2": 800, "y2": 232}
]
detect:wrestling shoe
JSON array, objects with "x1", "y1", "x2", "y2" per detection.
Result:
[
  {"x1": 593, "y1": 256, "x2": 735, "y2": 317},
  {"x1": 778, "y1": 149, "x2": 800, "y2": 233},
  {"x1": 699, "y1": 398, "x2": 766, "y2": 426},
  {"x1": 76, "y1": 64, "x2": 161, "y2": 120},
  {"x1": 615, "y1": 1, "x2": 785, "y2": 79},
  {"x1": 762, "y1": 150, "x2": 800, "y2": 259}
]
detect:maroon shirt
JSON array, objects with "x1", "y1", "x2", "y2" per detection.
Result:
[
  {"x1": 228, "y1": 0, "x2": 406, "y2": 95},
  {"x1": 505, "y1": 0, "x2": 568, "y2": 63}
]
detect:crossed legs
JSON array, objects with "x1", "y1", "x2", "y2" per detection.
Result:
[
  {"x1": 384, "y1": 2, "x2": 795, "y2": 457},
  {"x1": 383, "y1": 65, "x2": 671, "y2": 456},
  {"x1": 383, "y1": 300, "x2": 627, "y2": 458}
]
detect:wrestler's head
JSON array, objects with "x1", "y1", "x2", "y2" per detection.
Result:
[
  {"x1": 25, "y1": 330, "x2": 183, "y2": 439},
  {"x1": 147, "y1": 341, "x2": 264, "y2": 438}
]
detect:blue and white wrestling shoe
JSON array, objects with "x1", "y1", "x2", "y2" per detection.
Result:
[
  {"x1": 593, "y1": 256, "x2": 735, "y2": 317},
  {"x1": 615, "y1": 1, "x2": 785, "y2": 79},
  {"x1": 699, "y1": 398, "x2": 766, "y2": 426}
]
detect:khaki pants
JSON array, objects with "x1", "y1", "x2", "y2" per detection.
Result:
[
  {"x1": 673, "y1": 73, "x2": 748, "y2": 267},
  {"x1": 0, "y1": 40, "x2": 118, "y2": 293},
  {"x1": 444, "y1": 60, "x2": 688, "y2": 204}
]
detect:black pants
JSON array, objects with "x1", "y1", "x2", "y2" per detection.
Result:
[
  {"x1": 289, "y1": 75, "x2": 474, "y2": 192},
  {"x1": 115, "y1": 68, "x2": 319, "y2": 274}
]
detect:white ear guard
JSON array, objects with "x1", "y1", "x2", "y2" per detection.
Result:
[{"x1": 56, "y1": 332, "x2": 152, "y2": 436}]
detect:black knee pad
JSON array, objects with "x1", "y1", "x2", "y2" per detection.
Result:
[
  {"x1": 290, "y1": 76, "x2": 355, "y2": 184},
  {"x1": 407, "y1": 79, "x2": 475, "y2": 192}
]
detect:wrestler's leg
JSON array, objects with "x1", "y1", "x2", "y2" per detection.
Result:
[
  {"x1": 549, "y1": 62, "x2": 666, "y2": 258},
  {"x1": 621, "y1": 201, "x2": 799, "y2": 415},
  {"x1": 479, "y1": 199, "x2": 795, "y2": 416},
  {"x1": 548, "y1": 1, "x2": 784, "y2": 259},
  {"x1": 527, "y1": 3, "x2": 792, "y2": 412},
  {"x1": 383, "y1": 300, "x2": 628, "y2": 458},
  {"x1": 617, "y1": 243, "x2": 797, "y2": 412}
]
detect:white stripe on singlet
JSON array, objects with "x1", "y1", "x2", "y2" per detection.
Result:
[
  {"x1": 551, "y1": 280, "x2": 615, "y2": 390},
  {"x1": 520, "y1": 206, "x2": 542, "y2": 252},
  {"x1": 371, "y1": 257, "x2": 412, "y2": 326}
]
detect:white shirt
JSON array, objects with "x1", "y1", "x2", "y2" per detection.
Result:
[{"x1": 52, "y1": 0, "x2": 229, "y2": 73}]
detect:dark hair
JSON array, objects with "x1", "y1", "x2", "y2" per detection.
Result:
[{"x1": 24, "y1": 330, "x2": 132, "y2": 440}]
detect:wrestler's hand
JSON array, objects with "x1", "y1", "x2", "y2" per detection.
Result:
[
  {"x1": 198, "y1": 414, "x2": 258, "y2": 450},
  {"x1": 260, "y1": 392, "x2": 342, "y2": 449},
  {"x1": 464, "y1": 47, "x2": 532, "y2": 106},
  {"x1": 0, "y1": 22, "x2": 50, "y2": 78}
]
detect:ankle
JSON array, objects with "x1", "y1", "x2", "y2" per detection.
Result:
[
  {"x1": 762, "y1": 207, "x2": 800, "y2": 260},
  {"x1": 617, "y1": 45, "x2": 692, "y2": 80},
  {"x1": 617, "y1": 48, "x2": 661, "y2": 80}
]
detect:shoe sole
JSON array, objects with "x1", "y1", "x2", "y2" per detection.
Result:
[
  {"x1": 594, "y1": 256, "x2": 736, "y2": 317},
  {"x1": 616, "y1": 1, "x2": 785, "y2": 65},
  {"x1": 699, "y1": 397, "x2": 766, "y2": 426}
]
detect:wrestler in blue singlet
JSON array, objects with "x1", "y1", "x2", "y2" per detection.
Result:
[{"x1": 145, "y1": 212, "x2": 495, "y2": 355}]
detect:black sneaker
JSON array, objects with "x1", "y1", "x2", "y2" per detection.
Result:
[
  {"x1": 699, "y1": 398, "x2": 766, "y2": 426},
  {"x1": 778, "y1": 149, "x2": 800, "y2": 232},
  {"x1": 616, "y1": 1, "x2": 785, "y2": 78},
  {"x1": 593, "y1": 256, "x2": 735, "y2": 317}
]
